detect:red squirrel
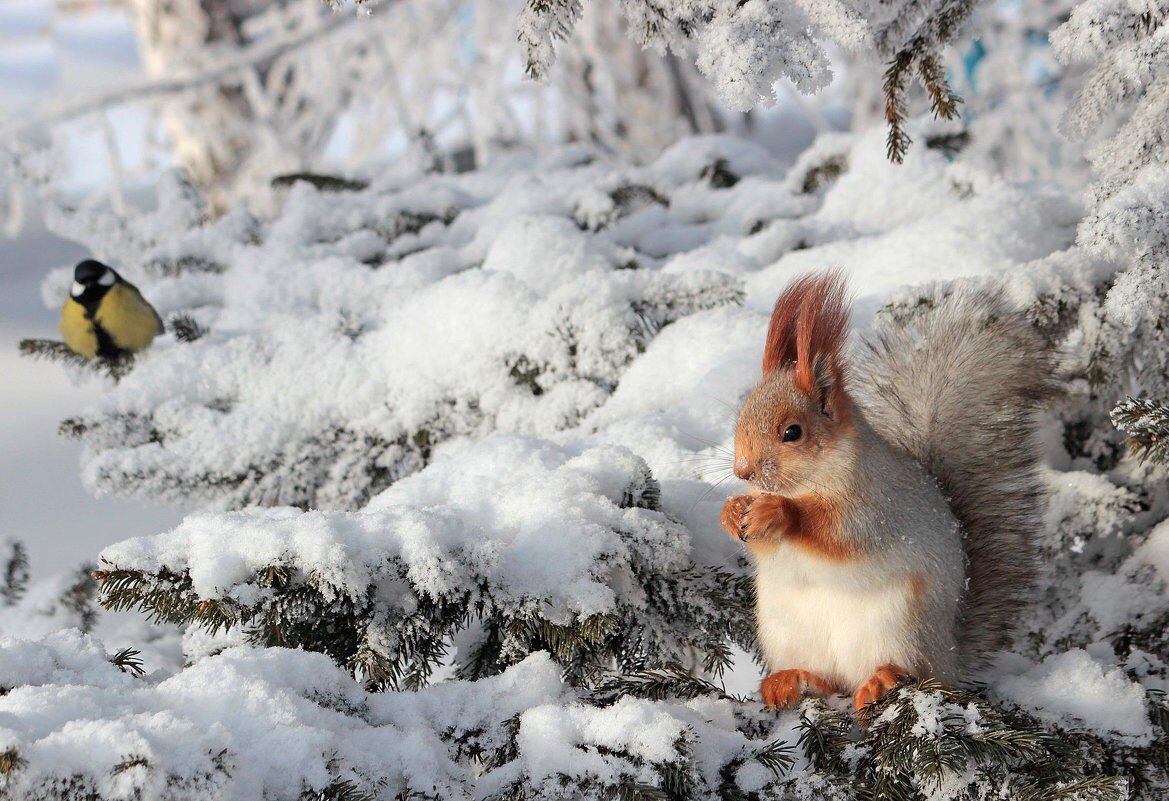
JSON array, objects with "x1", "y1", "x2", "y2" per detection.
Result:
[{"x1": 721, "y1": 272, "x2": 1054, "y2": 712}]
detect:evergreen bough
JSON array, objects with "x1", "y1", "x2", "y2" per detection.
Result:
[
  {"x1": 1111, "y1": 396, "x2": 1169, "y2": 465},
  {"x1": 94, "y1": 449, "x2": 755, "y2": 691}
]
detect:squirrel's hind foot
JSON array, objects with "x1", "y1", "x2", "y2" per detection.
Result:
[
  {"x1": 760, "y1": 669, "x2": 836, "y2": 710},
  {"x1": 853, "y1": 663, "x2": 911, "y2": 713}
]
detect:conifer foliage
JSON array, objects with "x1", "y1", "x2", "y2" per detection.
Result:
[
  {"x1": 1112, "y1": 397, "x2": 1169, "y2": 465},
  {"x1": 26, "y1": 0, "x2": 1169, "y2": 774},
  {"x1": 95, "y1": 440, "x2": 756, "y2": 690},
  {"x1": 516, "y1": 0, "x2": 973, "y2": 161},
  {"x1": 31, "y1": 161, "x2": 743, "y2": 512},
  {"x1": 1051, "y1": 1, "x2": 1169, "y2": 485}
]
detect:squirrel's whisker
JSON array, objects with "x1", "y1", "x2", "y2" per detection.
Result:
[
  {"x1": 676, "y1": 431, "x2": 735, "y2": 455},
  {"x1": 687, "y1": 473, "x2": 734, "y2": 515}
]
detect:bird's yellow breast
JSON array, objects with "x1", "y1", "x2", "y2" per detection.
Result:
[
  {"x1": 95, "y1": 283, "x2": 162, "y2": 352},
  {"x1": 59, "y1": 298, "x2": 99, "y2": 359}
]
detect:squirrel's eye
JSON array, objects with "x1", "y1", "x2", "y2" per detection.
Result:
[{"x1": 782, "y1": 424, "x2": 802, "y2": 442}]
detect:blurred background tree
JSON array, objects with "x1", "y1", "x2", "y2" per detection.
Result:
[{"x1": 2, "y1": 0, "x2": 1058, "y2": 219}]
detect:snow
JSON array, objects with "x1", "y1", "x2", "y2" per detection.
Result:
[
  {"x1": 0, "y1": 634, "x2": 493, "y2": 799},
  {"x1": 39, "y1": 127, "x2": 1085, "y2": 522},
  {"x1": 0, "y1": 629, "x2": 131, "y2": 692},
  {"x1": 102, "y1": 438, "x2": 695, "y2": 622},
  {"x1": 996, "y1": 649, "x2": 1153, "y2": 741},
  {"x1": 0, "y1": 640, "x2": 789, "y2": 799},
  {"x1": 0, "y1": 118, "x2": 1146, "y2": 796},
  {"x1": 481, "y1": 215, "x2": 618, "y2": 293},
  {"x1": 1078, "y1": 518, "x2": 1169, "y2": 638}
]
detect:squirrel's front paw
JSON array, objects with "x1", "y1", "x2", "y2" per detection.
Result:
[
  {"x1": 741, "y1": 494, "x2": 791, "y2": 542},
  {"x1": 721, "y1": 495, "x2": 753, "y2": 541}
]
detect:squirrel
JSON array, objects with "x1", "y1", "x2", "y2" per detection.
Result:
[{"x1": 720, "y1": 271, "x2": 1056, "y2": 712}]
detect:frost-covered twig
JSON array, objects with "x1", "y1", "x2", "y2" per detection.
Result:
[{"x1": 17, "y1": 339, "x2": 134, "y2": 382}]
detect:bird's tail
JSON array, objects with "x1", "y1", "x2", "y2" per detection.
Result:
[{"x1": 856, "y1": 283, "x2": 1058, "y2": 667}]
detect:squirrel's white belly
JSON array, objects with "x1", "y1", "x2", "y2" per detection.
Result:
[{"x1": 753, "y1": 547, "x2": 919, "y2": 691}]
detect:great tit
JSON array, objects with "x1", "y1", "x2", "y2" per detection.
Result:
[{"x1": 60, "y1": 260, "x2": 164, "y2": 360}]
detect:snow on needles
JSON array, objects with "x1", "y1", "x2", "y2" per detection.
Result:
[
  {"x1": 0, "y1": 639, "x2": 791, "y2": 800},
  {"x1": 101, "y1": 438, "x2": 691, "y2": 622}
]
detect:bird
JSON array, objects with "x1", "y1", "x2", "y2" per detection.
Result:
[{"x1": 59, "y1": 259, "x2": 164, "y2": 360}]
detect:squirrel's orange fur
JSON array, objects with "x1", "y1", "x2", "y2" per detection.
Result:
[
  {"x1": 722, "y1": 493, "x2": 852, "y2": 562},
  {"x1": 761, "y1": 269, "x2": 850, "y2": 398},
  {"x1": 853, "y1": 664, "x2": 911, "y2": 711},
  {"x1": 760, "y1": 669, "x2": 839, "y2": 709}
]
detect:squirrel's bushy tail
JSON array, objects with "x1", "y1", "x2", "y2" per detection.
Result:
[{"x1": 857, "y1": 284, "x2": 1058, "y2": 668}]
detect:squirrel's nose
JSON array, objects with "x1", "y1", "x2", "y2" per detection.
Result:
[{"x1": 734, "y1": 457, "x2": 754, "y2": 482}]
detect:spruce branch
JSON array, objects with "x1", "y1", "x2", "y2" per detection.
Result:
[
  {"x1": 142, "y1": 255, "x2": 227, "y2": 277},
  {"x1": 0, "y1": 747, "x2": 25, "y2": 775},
  {"x1": 59, "y1": 417, "x2": 89, "y2": 439},
  {"x1": 271, "y1": 173, "x2": 369, "y2": 193},
  {"x1": 110, "y1": 754, "x2": 151, "y2": 775},
  {"x1": 18, "y1": 338, "x2": 134, "y2": 380},
  {"x1": 917, "y1": 53, "x2": 962, "y2": 121},
  {"x1": 300, "y1": 754, "x2": 386, "y2": 801},
  {"x1": 851, "y1": 680, "x2": 1129, "y2": 801},
  {"x1": 800, "y1": 154, "x2": 848, "y2": 195},
  {"x1": 109, "y1": 647, "x2": 146, "y2": 677},
  {"x1": 882, "y1": 48, "x2": 963, "y2": 164},
  {"x1": 1015, "y1": 777, "x2": 1131, "y2": 801},
  {"x1": 168, "y1": 313, "x2": 208, "y2": 343},
  {"x1": 96, "y1": 547, "x2": 750, "y2": 695},
  {"x1": 797, "y1": 698, "x2": 854, "y2": 775},
  {"x1": 1111, "y1": 396, "x2": 1169, "y2": 464},
  {"x1": 95, "y1": 567, "x2": 223, "y2": 629},
  {"x1": 300, "y1": 779, "x2": 378, "y2": 801},
  {"x1": 591, "y1": 663, "x2": 743, "y2": 705},
  {"x1": 716, "y1": 737, "x2": 797, "y2": 801},
  {"x1": 517, "y1": 0, "x2": 584, "y2": 81},
  {"x1": 63, "y1": 566, "x2": 99, "y2": 633},
  {"x1": 883, "y1": 52, "x2": 915, "y2": 163}
]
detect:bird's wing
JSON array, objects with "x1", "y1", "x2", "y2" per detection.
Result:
[
  {"x1": 96, "y1": 283, "x2": 164, "y2": 351},
  {"x1": 126, "y1": 282, "x2": 165, "y2": 334}
]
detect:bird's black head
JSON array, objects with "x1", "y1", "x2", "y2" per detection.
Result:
[
  {"x1": 74, "y1": 259, "x2": 117, "y2": 285},
  {"x1": 71, "y1": 260, "x2": 119, "y2": 311}
]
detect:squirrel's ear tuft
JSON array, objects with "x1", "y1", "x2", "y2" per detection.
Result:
[{"x1": 762, "y1": 271, "x2": 851, "y2": 395}]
